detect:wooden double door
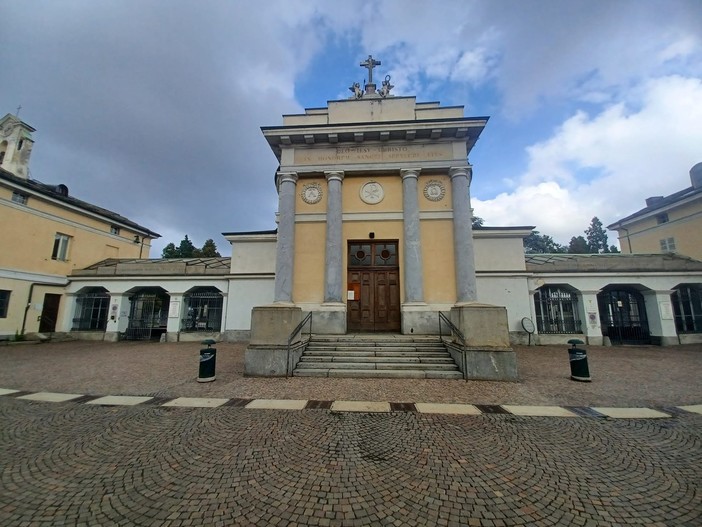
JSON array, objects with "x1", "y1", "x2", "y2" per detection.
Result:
[{"x1": 347, "y1": 241, "x2": 401, "y2": 332}]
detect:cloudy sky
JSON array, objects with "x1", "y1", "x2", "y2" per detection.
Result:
[{"x1": 2, "y1": 0, "x2": 701, "y2": 256}]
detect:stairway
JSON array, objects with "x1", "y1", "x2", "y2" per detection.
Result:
[{"x1": 293, "y1": 334, "x2": 462, "y2": 379}]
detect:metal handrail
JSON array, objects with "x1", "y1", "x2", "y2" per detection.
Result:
[
  {"x1": 439, "y1": 311, "x2": 468, "y2": 381},
  {"x1": 438, "y1": 311, "x2": 466, "y2": 347},
  {"x1": 286, "y1": 312, "x2": 312, "y2": 377}
]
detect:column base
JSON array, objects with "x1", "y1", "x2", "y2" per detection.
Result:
[
  {"x1": 245, "y1": 304, "x2": 303, "y2": 377},
  {"x1": 451, "y1": 302, "x2": 511, "y2": 348}
]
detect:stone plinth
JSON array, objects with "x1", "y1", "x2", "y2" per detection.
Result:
[
  {"x1": 449, "y1": 302, "x2": 518, "y2": 381},
  {"x1": 451, "y1": 303, "x2": 510, "y2": 347},
  {"x1": 245, "y1": 304, "x2": 302, "y2": 377}
]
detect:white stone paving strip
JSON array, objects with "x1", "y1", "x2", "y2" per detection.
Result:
[
  {"x1": 592, "y1": 407, "x2": 671, "y2": 419},
  {"x1": 331, "y1": 400, "x2": 391, "y2": 413},
  {"x1": 0, "y1": 388, "x2": 20, "y2": 396},
  {"x1": 677, "y1": 404, "x2": 702, "y2": 415},
  {"x1": 17, "y1": 392, "x2": 84, "y2": 403},
  {"x1": 162, "y1": 397, "x2": 229, "y2": 408},
  {"x1": 87, "y1": 396, "x2": 153, "y2": 406},
  {"x1": 415, "y1": 403, "x2": 481, "y2": 415},
  {"x1": 246, "y1": 399, "x2": 308, "y2": 410},
  {"x1": 502, "y1": 405, "x2": 578, "y2": 417}
]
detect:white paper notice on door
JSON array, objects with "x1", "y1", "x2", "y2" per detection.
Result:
[{"x1": 347, "y1": 290, "x2": 355, "y2": 300}]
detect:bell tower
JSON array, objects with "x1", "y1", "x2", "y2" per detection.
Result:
[{"x1": 0, "y1": 113, "x2": 36, "y2": 179}]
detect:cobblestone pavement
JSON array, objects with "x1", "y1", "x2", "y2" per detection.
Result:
[
  {"x1": 1, "y1": 397, "x2": 700, "y2": 526},
  {"x1": 1, "y1": 341, "x2": 700, "y2": 525}
]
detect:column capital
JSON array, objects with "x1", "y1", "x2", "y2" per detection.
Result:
[
  {"x1": 449, "y1": 166, "x2": 473, "y2": 184},
  {"x1": 276, "y1": 172, "x2": 299, "y2": 186},
  {"x1": 324, "y1": 170, "x2": 344, "y2": 183},
  {"x1": 400, "y1": 168, "x2": 421, "y2": 180}
]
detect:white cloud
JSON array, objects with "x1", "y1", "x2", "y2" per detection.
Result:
[{"x1": 474, "y1": 75, "x2": 702, "y2": 244}]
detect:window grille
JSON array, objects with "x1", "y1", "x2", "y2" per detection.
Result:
[
  {"x1": 182, "y1": 289, "x2": 223, "y2": 332},
  {"x1": 656, "y1": 213, "x2": 669, "y2": 224},
  {"x1": 672, "y1": 285, "x2": 702, "y2": 334},
  {"x1": 0, "y1": 290, "x2": 10, "y2": 318},
  {"x1": 110, "y1": 225, "x2": 120, "y2": 235},
  {"x1": 534, "y1": 287, "x2": 582, "y2": 334},
  {"x1": 72, "y1": 289, "x2": 110, "y2": 330}
]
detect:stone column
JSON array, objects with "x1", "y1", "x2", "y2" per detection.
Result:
[
  {"x1": 274, "y1": 172, "x2": 298, "y2": 303},
  {"x1": 450, "y1": 166, "x2": 478, "y2": 303},
  {"x1": 643, "y1": 290, "x2": 678, "y2": 345},
  {"x1": 401, "y1": 168, "x2": 424, "y2": 303},
  {"x1": 324, "y1": 171, "x2": 344, "y2": 303},
  {"x1": 579, "y1": 290, "x2": 604, "y2": 346}
]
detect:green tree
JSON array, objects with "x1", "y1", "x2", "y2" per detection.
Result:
[
  {"x1": 585, "y1": 216, "x2": 610, "y2": 253},
  {"x1": 471, "y1": 216, "x2": 485, "y2": 228},
  {"x1": 523, "y1": 231, "x2": 566, "y2": 254},
  {"x1": 567, "y1": 236, "x2": 589, "y2": 253},
  {"x1": 161, "y1": 242, "x2": 179, "y2": 258},
  {"x1": 199, "y1": 239, "x2": 221, "y2": 257},
  {"x1": 177, "y1": 235, "x2": 196, "y2": 257},
  {"x1": 161, "y1": 235, "x2": 222, "y2": 258}
]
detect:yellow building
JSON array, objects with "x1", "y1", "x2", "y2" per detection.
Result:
[
  {"x1": 0, "y1": 113, "x2": 159, "y2": 339},
  {"x1": 608, "y1": 163, "x2": 702, "y2": 260}
]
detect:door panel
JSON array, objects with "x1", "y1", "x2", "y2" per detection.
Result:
[
  {"x1": 39, "y1": 294, "x2": 61, "y2": 332},
  {"x1": 347, "y1": 241, "x2": 400, "y2": 332}
]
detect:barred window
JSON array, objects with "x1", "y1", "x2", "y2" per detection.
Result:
[
  {"x1": 182, "y1": 287, "x2": 223, "y2": 332},
  {"x1": 672, "y1": 285, "x2": 702, "y2": 334},
  {"x1": 534, "y1": 286, "x2": 582, "y2": 334},
  {"x1": 72, "y1": 288, "x2": 110, "y2": 330},
  {"x1": 12, "y1": 191, "x2": 28, "y2": 205}
]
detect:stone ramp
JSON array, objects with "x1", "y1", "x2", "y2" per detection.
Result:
[{"x1": 293, "y1": 334, "x2": 462, "y2": 379}]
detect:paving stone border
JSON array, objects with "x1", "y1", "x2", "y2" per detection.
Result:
[{"x1": 2, "y1": 387, "x2": 700, "y2": 419}]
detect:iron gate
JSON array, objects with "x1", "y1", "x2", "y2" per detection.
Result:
[
  {"x1": 597, "y1": 288, "x2": 651, "y2": 345},
  {"x1": 125, "y1": 291, "x2": 169, "y2": 340}
]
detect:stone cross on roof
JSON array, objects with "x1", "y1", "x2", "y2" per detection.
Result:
[{"x1": 360, "y1": 55, "x2": 381, "y2": 84}]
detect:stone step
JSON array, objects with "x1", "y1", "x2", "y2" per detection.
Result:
[
  {"x1": 302, "y1": 350, "x2": 450, "y2": 358},
  {"x1": 305, "y1": 344, "x2": 445, "y2": 351},
  {"x1": 296, "y1": 361, "x2": 459, "y2": 371},
  {"x1": 293, "y1": 369, "x2": 463, "y2": 379},
  {"x1": 299, "y1": 356, "x2": 454, "y2": 364}
]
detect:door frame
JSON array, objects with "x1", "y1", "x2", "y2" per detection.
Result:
[{"x1": 346, "y1": 239, "x2": 401, "y2": 333}]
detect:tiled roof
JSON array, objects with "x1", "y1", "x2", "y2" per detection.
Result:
[
  {"x1": 1, "y1": 168, "x2": 160, "y2": 238},
  {"x1": 72, "y1": 257, "x2": 231, "y2": 276},
  {"x1": 525, "y1": 253, "x2": 702, "y2": 272},
  {"x1": 607, "y1": 185, "x2": 702, "y2": 228}
]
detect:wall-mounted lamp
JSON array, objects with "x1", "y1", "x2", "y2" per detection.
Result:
[{"x1": 133, "y1": 235, "x2": 141, "y2": 244}]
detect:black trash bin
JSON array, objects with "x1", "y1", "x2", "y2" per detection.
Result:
[
  {"x1": 197, "y1": 339, "x2": 217, "y2": 383},
  {"x1": 567, "y1": 339, "x2": 591, "y2": 382}
]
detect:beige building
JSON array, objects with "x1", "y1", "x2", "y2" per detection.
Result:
[
  {"x1": 0, "y1": 113, "x2": 159, "y2": 339},
  {"x1": 608, "y1": 163, "x2": 702, "y2": 260}
]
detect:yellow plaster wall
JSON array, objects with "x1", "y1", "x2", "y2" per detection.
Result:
[
  {"x1": 618, "y1": 199, "x2": 702, "y2": 259},
  {"x1": 342, "y1": 175, "x2": 403, "y2": 213},
  {"x1": 420, "y1": 220, "x2": 456, "y2": 303},
  {"x1": 0, "y1": 196, "x2": 149, "y2": 276},
  {"x1": 292, "y1": 222, "x2": 326, "y2": 303}
]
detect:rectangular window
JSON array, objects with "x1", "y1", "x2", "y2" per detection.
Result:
[
  {"x1": 51, "y1": 233, "x2": 71, "y2": 261},
  {"x1": 656, "y1": 213, "x2": 669, "y2": 224},
  {"x1": 0, "y1": 290, "x2": 10, "y2": 318},
  {"x1": 110, "y1": 225, "x2": 120, "y2": 235},
  {"x1": 11, "y1": 191, "x2": 28, "y2": 205},
  {"x1": 660, "y1": 237, "x2": 676, "y2": 252}
]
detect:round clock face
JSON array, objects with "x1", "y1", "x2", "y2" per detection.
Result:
[
  {"x1": 1, "y1": 125, "x2": 13, "y2": 137},
  {"x1": 360, "y1": 181, "x2": 384, "y2": 205},
  {"x1": 301, "y1": 183, "x2": 322, "y2": 204}
]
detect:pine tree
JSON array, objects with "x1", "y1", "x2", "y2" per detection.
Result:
[
  {"x1": 568, "y1": 236, "x2": 589, "y2": 253},
  {"x1": 200, "y1": 239, "x2": 221, "y2": 257},
  {"x1": 585, "y1": 217, "x2": 610, "y2": 253}
]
